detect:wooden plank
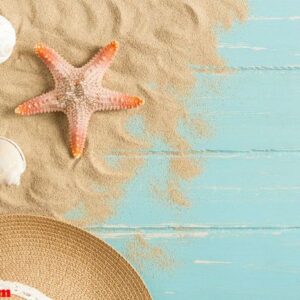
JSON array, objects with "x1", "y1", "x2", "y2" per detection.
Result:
[
  {"x1": 77, "y1": 152, "x2": 300, "y2": 227},
  {"x1": 217, "y1": 0, "x2": 300, "y2": 67},
  {"x1": 125, "y1": 71, "x2": 300, "y2": 151},
  {"x1": 219, "y1": 21, "x2": 300, "y2": 67},
  {"x1": 182, "y1": 71, "x2": 300, "y2": 151},
  {"x1": 90, "y1": 228, "x2": 300, "y2": 300}
]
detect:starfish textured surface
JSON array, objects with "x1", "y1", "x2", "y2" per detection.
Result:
[{"x1": 15, "y1": 41, "x2": 144, "y2": 158}]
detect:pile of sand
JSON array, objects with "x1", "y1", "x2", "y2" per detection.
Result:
[
  {"x1": 0, "y1": 0, "x2": 247, "y2": 226},
  {"x1": 125, "y1": 234, "x2": 174, "y2": 271}
]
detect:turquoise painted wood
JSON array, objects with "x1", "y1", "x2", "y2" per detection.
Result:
[
  {"x1": 92, "y1": 229, "x2": 300, "y2": 300},
  {"x1": 88, "y1": 152, "x2": 300, "y2": 227},
  {"x1": 85, "y1": 1, "x2": 300, "y2": 299}
]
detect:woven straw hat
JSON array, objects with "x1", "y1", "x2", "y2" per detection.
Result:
[{"x1": 0, "y1": 215, "x2": 151, "y2": 299}]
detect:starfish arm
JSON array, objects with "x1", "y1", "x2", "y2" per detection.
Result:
[
  {"x1": 83, "y1": 41, "x2": 119, "y2": 81},
  {"x1": 35, "y1": 43, "x2": 73, "y2": 81},
  {"x1": 66, "y1": 109, "x2": 92, "y2": 158},
  {"x1": 15, "y1": 91, "x2": 62, "y2": 115},
  {"x1": 94, "y1": 89, "x2": 144, "y2": 111}
]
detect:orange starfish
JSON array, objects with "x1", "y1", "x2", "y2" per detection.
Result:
[{"x1": 15, "y1": 41, "x2": 144, "y2": 158}]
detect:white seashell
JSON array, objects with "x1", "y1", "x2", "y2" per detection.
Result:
[
  {"x1": 0, "y1": 137, "x2": 26, "y2": 186},
  {"x1": 0, "y1": 16, "x2": 16, "y2": 64}
]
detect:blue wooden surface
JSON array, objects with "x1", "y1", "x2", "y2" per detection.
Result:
[{"x1": 86, "y1": 1, "x2": 300, "y2": 299}]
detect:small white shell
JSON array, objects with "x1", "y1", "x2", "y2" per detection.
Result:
[
  {"x1": 0, "y1": 137, "x2": 26, "y2": 186},
  {"x1": 0, "y1": 16, "x2": 16, "y2": 64}
]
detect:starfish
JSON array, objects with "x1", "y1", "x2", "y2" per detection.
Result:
[{"x1": 15, "y1": 41, "x2": 144, "y2": 158}]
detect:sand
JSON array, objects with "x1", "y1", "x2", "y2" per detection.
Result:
[
  {"x1": 125, "y1": 234, "x2": 174, "y2": 271},
  {"x1": 0, "y1": 0, "x2": 248, "y2": 226}
]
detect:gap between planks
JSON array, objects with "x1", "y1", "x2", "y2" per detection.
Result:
[
  {"x1": 193, "y1": 66, "x2": 300, "y2": 72},
  {"x1": 86, "y1": 224, "x2": 300, "y2": 231},
  {"x1": 107, "y1": 149, "x2": 300, "y2": 157},
  {"x1": 87, "y1": 224, "x2": 300, "y2": 239}
]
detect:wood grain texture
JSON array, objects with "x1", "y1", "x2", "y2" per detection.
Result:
[
  {"x1": 94, "y1": 229, "x2": 300, "y2": 300},
  {"x1": 83, "y1": 1, "x2": 300, "y2": 298},
  {"x1": 83, "y1": 152, "x2": 299, "y2": 227}
]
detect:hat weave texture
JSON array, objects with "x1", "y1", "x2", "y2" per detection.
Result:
[{"x1": 0, "y1": 215, "x2": 151, "y2": 300}]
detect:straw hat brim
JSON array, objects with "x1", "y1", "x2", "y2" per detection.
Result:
[{"x1": 0, "y1": 215, "x2": 151, "y2": 299}]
